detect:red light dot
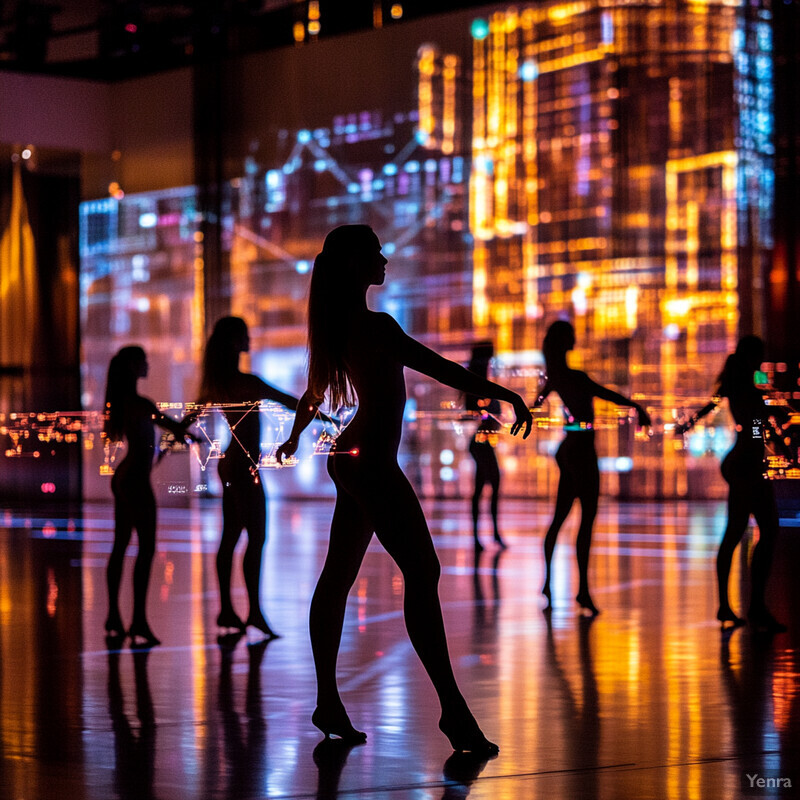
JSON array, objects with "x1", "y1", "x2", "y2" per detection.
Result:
[
  {"x1": 124, "y1": 23, "x2": 137, "y2": 33},
  {"x1": 350, "y1": 448, "x2": 360, "y2": 456}
]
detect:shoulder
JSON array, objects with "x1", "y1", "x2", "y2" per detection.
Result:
[{"x1": 362, "y1": 311, "x2": 404, "y2": 342}]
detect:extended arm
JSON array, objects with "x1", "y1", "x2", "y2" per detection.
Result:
[
  {"x1": 674, "y1": 398, "x2": 719, "y2": 435},
  {"x1": 275, "y1": 389, "x2": 325, "y2": 462},
  {"x1": 590, "y1": 380, "x2": 651, "y2": 427},
  {"x1": 389, "y1": 317, "x2": 532, "y2": 437},
  {"x1": 150, "y1": 403, "x2": 199, "y2": 443}
]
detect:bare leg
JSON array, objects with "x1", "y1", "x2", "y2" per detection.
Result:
[
  {"x1": 575, "y1": 462, "x2": 600, "y2": 615},
  {"x1": 129, "y1": 489, "x2": 160, "y2": 646},
  {"x1": 107, "y1": 492, "x2": 132, "y2": 636},
  {"x1": 242, "y1": 487, "x2": 277, "y2": 637},
  {"x1": 217, "y1": 526, "x2": 244, "y2": 629},
  {"x1": 748, "y1": 481, "x2": 785, "y2": 631},
  {"x1": 486, "y1": 450, "x2": 504, "y2": 547},
  {"x1": 542, "y1": 470, "x2": 575, "y2": 608},
  {"x1": 717, "y1": 488, "x2": 749, "y2": 625},
  {"x1": 310, "y1": 482, "x2": 372, "y2": 741},
  {"x1": 470, "y1": 439, "x2": 486, "y2": 550},
  {"x1": 363, "y1": 466, "x2": 497, "y2": 754}
]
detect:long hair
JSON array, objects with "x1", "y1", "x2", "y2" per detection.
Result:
[
  {"x1": 104, "y1": 346, "x2": 145, "y2": 442},
  {"x1": 199, "y1": 316, "x2": 248, "y2": 403},
  {"x1": 717, "y1": 334, "x2": 764, "y2": 399},
  {"x1": 307, "y1": 224, "x2": 375, "y2": 410},
  {"x1": 542, "y1": 320, "x2": 575, "y2": 377}
]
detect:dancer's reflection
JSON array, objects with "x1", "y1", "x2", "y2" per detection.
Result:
[
  {"x1": 472, "y1": 547, "x2": 504, "y2": 632},
  {"x1": 276, "y1": 224, "x2": 532, "y2": 753},
  {"x1": 534, "y1": 321, "x2": 650, "y2": 615},
  {"x1": 217, "y1": 636, "x2": 269, "y2": 796},
  {"x1": 441, "y1": 751, "x2": 493, "y2": 799},
  {"x1": 198, "y1": 316, "x2": 299, "y2": 637},
  {"x1": 543, "y1": 615, "x2": 599, "y2": 799},
  {"x1": 464, "y1": 342, "x2": 506, "y2": 551},
  {"x1": 107, "y1": 649, "x2": 156, "y2": 800},
  {"x1": 313, "y1": 738, "x2": 361, "y2": 800},
  {"x1": 104, "y1": 346, "x2": 196, "y2": 646},
  {"x1": 676, "y1": 335, "x2": 787, "y2": 631}
]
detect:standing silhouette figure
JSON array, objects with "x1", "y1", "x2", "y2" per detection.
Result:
[
  {"x1": 198, "y1": 316, "x2": 299, "y2": 638},
  {"x1": 534, "y1": 321, "x2": 650, "y2": 615},
  {"x1": 276, "y1": 224, "x2": 532, "y2": 753},
  {"x1": 676, "y1": 335, "x2": 787, "y2": 632},
  {"x1": 465, "y1": 342, "x2": 506, "y2": 550},
  {"x1": 104, "y1": 346, "x2": 196, "y2": 646}
]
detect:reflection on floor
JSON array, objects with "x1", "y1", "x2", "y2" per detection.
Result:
[{"x1": 0, "y1": 497, "x2": 797, "y2": 799}]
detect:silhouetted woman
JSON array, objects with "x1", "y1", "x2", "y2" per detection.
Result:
[
  {"x1": 677, "y1": 335, "x2": 786, "y2": 632},
  {"x1": 465, "y1": 342, "x2": 505, "y2": 550},
  {"x1": 198, "y1": 316, "x2": 299, "y2": 638},
  {"x1": 104, "y1": 346, "x2": 195, "y2": 646},
  {"x1": 276, "y1": 225, "x2": 532, "y2": 753},
  {"x1": 534, "y1": 321, "x2": 650, "y2": 615}
]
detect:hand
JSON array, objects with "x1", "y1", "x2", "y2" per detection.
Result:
[
  {"x1": 510, "y1": 396, "x2": 533, "y2": 439},
  {"x1": 275, "y1": 439, "x2": 298, "y2": 465},
  {"x1": 636, "y1": 405, "x2": 652, "y2": 428}
]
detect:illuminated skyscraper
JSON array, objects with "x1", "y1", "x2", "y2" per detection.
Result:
[{"x1": 457, "y1": 0, "x2": 774, "y2": 496}]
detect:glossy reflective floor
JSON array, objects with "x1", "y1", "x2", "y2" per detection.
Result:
[{"x1": 0, "y1": 496, "x2": 798, "y2": 799}]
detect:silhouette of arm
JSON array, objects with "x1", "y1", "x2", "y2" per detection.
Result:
[
  {"x1": 254, "y1": 377, "x2": 299, "y2": 412},
  {"x1": 146, "y1": 401, "x2": 199, "y2": 442},
  {"x1": 588, "y1": 378, "x2": 651, "y2": 427},
  {"x1": 384, "y1": 315, "x2": 532, "y2": 437},
  {"x1": 275, "y1": 389, "x2": 325, "y2": 462},
  {"x1": 674, "y1": 398, "x2": 720, "y2": 435}
]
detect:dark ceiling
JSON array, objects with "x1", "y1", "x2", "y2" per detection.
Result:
[{"x1": 0, "y1": 0, "x2": 492, "y2": 81}]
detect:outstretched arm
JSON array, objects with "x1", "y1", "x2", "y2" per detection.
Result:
[
  {"x1": 388, "y1": 316, "x2": 532, "y2": 437},
  {"x1": 589, "y1": 379, "x2": 651, "y2": 427},
  {"x1": 256, "y1": 378, "x2": 298, "y2": 412},
  {"x1": 275, "y1": 388, "x2": 325, "y2": 463},
  {"x1": 674, "y1": 398, "x2": 719, "y2": 435},
  {"x1": 150, "y1": 404, "x2": 199, "y2": 443},
  {"x1": 256, "y1": 377, "x2": 337, "y2": 424}
]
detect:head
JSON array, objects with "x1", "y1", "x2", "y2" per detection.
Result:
[
  {"x1": 718, "y1": 334, "x2": 765, "y2": 396},
  {"x1": 104, "y1": 345, "x2": 147, "y2": 441},
  {"x1": 542, "y1": 320, "x2": 575, "y2": 374},
  {"x1": 199, "y1": 316, "x2": 249, "y2": 401},
  {"x1": 307, "y1": 225, "x2": 387, "y2": 408}
]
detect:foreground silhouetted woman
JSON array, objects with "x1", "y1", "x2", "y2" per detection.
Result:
[
  {"x1": 104, "y1": 346, "x2": 195, "y2": 646},
  {"x1": 677, "y1": 335, "x2": 786, "y2": 632},
  {"x1": 276, "y1": 225, "x2": 532, "y2": 752},
  {"x1": 199, "y1": 316, "x2": 299, "y2": 637},
  {"x1": 465, "y1": 342, "x2": 506, "y2": 550},
  {"x1": 535, "y1": 321, "x2": 650, "y2": 615}
]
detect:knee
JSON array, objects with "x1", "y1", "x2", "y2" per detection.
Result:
[{"x1": 402, "y1": 552, "x2": 441, "y2": 588}]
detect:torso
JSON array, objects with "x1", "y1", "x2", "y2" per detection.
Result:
[
  {"x1": 548, "y1": 369, "x2": 596, "y2": 429},
  {"x1": 114, "y1": 395, "x2": 158, "y2": 482},
  {"x1": 334, "y1": 311, "x2": 406, "y2": 459}
]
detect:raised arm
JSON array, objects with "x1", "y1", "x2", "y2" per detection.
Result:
[
  {"x1": 275, "y1": 388, "x2": 325, "y2": 463},
  {"x1": 589, "y1": 379, "x2": 651, "y2": 427},
  {"x1": 387, "y1": 316, "x2": 532, "y2": 437}
]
